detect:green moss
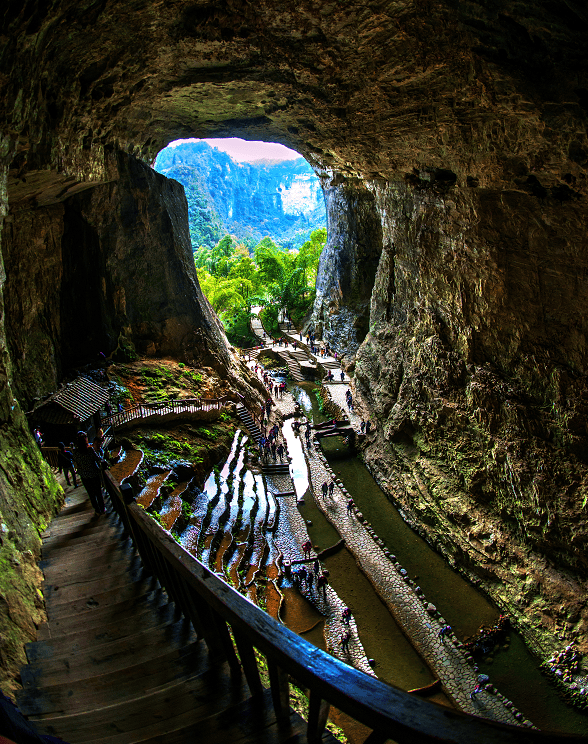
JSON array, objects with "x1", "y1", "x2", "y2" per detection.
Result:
[{"x1": 0, "y1": 407, "x2": 63, "y2": 694}]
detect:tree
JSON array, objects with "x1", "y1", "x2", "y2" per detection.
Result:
[{"x1": 298, "y1": 227, "x2": 327, "y2": 286}]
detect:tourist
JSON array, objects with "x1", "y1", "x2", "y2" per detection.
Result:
[
  {"x1": 347, "y1": 498, "x2": 354, "y2": 514},
  {"x1": 365, "y1": 420, "x2": 371, "y2": 434},
  {"x1": 298, "y1": 564, "x2": 308, "y2": 587},
  {"x1": 317, "y1": 573, "x2": 328, "y2": 596},
  {"x1": 33, "y1": 427, "x2": 43, "y2": 448},
  {"x1": 341, "y1": 607, "x2": 352, "y2": 625},
  {"x1": 93, "y1": 427, "x2": 105, "y2": 456},
  {"x1": 302, "y1": 540, "x2": 312, "y2": 559},
  {"x1": 438, "y1": 624, "x2": 452, "y2": 642},
  {"x1": 339, "y1": 630, "x2": 352, "y2": 654},
  {"x1": 271, "y1": 442, "x2": 277, "y2": 460},
  {"x1": 470, "y1": 683, "x2": 483, "y2": 700},
  {"x1": 105, "y1": 400, "x2": 112, "y2": 417},
  {"x1": 277, "y1": 443, "x2": 284, "y2": 461},
  {"x1": 57, "y1": 442, "x2": 78, "y2": 488},
  {"x1": 313, "y1": 558, "x2": 320, "y2": 574},
  {"x1": 321, "y1": 481, "x2": 328, "y2": 498},
  {"x1": 328, "y1": 480, "x2": 335, "y2": 497},
  {"x1": 72, "y1": 431, "x2": 106, "y2": 516},
  {"x1": 360, "y1": 419, "x2": 366, "y2": 434},
  {"x1": 340, "y1": 370, "x2": 345, "y2": 381}
]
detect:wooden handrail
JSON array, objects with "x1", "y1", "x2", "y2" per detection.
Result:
[
  {"x1": 100, "y1": 470, "x2": 580, "y2": 744},
  {"x1": 102, "y1": 395, "x2": 232, "y2": 429}
]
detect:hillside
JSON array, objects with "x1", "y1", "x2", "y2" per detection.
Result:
[{"x1": 154, "y1": 141, "x2": 326, "y2": 250}]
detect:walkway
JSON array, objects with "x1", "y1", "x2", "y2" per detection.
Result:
[
  {"x1": 297, "y1": 428, "x2": 528, "y2": 726},
  {"x1": 247, "y1": 351, "x2": 530, "y2": 728},
  {"x1": 16, "y1": 487, "x2": 339, "y2": 744},
  {"x1": 248, "y1": 312, "x2": 350, "y2": 384},
  {"x1": 102, "y1": 396, "x2": 230, "y2": 429}
]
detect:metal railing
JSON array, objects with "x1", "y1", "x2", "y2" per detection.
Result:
[
  {"x1": 101, "y1": 396, "x2": 233, "y2": 429},
  {"x1": 101, "y1": 471, "x2": 577, "y2": 744}
]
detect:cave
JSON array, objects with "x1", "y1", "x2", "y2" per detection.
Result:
[{"x1": 1, "y1": 0, "x2": 588, "y2": 735}]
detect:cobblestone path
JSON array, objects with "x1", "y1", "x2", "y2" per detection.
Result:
[
  {"x1": 246, "y1": 318, "x2": 527, "y2": 727},
  {"x1": 298, "y1": 428, "x2": 524, "y2": 726}
]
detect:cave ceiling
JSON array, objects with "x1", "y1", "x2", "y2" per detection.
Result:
[{"x1": 1, "y1": 0, "x2": 587, "y2": 205}]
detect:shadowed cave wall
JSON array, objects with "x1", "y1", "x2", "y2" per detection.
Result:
[{"x1": 1, "y1": 0, "x2": 588, "y2": 692}]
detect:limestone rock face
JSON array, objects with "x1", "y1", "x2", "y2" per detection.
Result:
[
  {"x1": 311, "y1": 175, "x2": 382, "y2": 356},
  {"x1": 5, "y1": 151, "x2": 230, "y2": 409},
  {"x1": 354, "y1": 179, "x2": 588, "y2": 654}
]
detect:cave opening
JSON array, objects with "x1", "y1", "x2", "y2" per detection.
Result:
[{"x1": 152, "y1": 136, "x2": 328, "y2": 347}]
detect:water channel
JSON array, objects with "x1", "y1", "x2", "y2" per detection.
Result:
[{"x1": 288, "y1": 380, "x2": 588, "y2": 735}]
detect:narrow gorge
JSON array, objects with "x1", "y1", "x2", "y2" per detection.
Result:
[{"x1": 1, "y1": 0, "x2": 588, "y2": 737}]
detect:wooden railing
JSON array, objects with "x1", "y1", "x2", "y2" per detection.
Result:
[
  {"x1": 101, "y1": 471, "x2": 578, "y2": 744},
  {"x1": 102, "y1": 396, "x2": 233, "y2": 429}
]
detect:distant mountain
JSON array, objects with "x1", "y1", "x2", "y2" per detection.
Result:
[{"x1": 154, "y1": 142, "x2": 326, "y2": 251}]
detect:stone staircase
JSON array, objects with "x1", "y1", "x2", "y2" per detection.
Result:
[
  {"x1": 15, "y1": 490, "x2": 337, "y2": 744},
  {"x1": 235, "y1": 402, "x2": 262, "y2": 444},
  {"x1": 282, "y1": 352, "x2": 305, "y2": 382},
  {"x1": 261, "y1": 463, "x2": 290, "y2": 476}
]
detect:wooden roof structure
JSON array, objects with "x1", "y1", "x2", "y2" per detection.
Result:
[{"x1": 31, "y1": 377, "x2": 109, "y2": 426}]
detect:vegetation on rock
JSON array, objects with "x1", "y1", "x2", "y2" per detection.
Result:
[{"x1": 154, "y1": 141, "x2": 326, "y2": 251}]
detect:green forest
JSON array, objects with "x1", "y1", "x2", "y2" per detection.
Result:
[{"x1": 195, "y1": 228, "x2": 327, "y2": 348}]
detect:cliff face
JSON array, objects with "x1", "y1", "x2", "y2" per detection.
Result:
[
  {"x1": 5, "y1": 151, "x2": 230, "y2": 410},
  {"x1": 353, "y1": 179, "x2": 588, "y2": 655},
  {"x1": 154, "y1": 142, "x2": 326, "y2": 249},
  {"x1": 311, "y1": 176, "x2": 383, "y2": 356}
]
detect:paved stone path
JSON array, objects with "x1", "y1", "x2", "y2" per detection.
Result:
[
  {"x1": 248, "y1": 312, "x2": 351, "y2": 383},
  {"x1": 260, "y1": 393, "x2": 374, "y2": 675},
  {"x1": 297, "y1": 424, "x2": 527, "y2": 725},
  {"x1": 246, "y1": 318, "x2": 529, "y2": 726}
]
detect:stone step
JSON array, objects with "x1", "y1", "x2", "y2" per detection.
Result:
[{"x1": 235, "y1": 404, "x2": 262, "y2": 444}]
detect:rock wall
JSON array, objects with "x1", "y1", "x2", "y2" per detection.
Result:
[
  {"x1": 4, "y1": 151, "x2": 231, "y2": 410},
  {"x1": 353, "y1": 177, "x2": 588, "y2": 657},
  {"x1": 0, "y1": 143, "x2": 62, "y2": 696},
  {"x1": 311, "y1": 175, "x2": 382, "y2": 356}
]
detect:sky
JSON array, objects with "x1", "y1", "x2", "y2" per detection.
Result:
[{"x1": 168, "y1": 138, "x2": 301, "y2": 163}]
